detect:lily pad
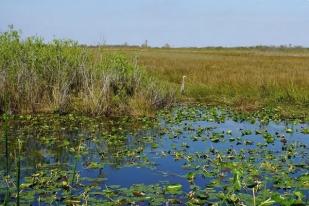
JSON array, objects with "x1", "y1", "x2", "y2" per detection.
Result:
[{"x1": 166, "y1": 184, "x2": 183, "y2": 194}]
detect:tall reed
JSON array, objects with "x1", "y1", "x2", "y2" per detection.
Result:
[{"x1": 0, "y1": 27, "x2": 174, "y2": 116}]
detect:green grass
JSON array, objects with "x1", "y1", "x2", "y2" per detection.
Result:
[
  {"x1": 1, "y1": 27, "x2": 308, "y2": 118},
  {"x1": 0, "y1": 28, "x2": 174, "y2": 116}
]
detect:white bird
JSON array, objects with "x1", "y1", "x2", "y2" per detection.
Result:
[{"x1": 180, "y1": 75, "x2": 186, "y2": 94}]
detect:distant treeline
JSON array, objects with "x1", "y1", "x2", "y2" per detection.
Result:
[{"x1": 81, "y1": 44, "x2": 309, "y2": 50}]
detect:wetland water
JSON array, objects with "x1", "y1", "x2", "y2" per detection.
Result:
[{"x1": 0, "y1": 106, "x2": 308, "y2": 205}]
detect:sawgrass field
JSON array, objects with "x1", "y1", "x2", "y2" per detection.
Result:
[{"x1": 101, "y1": 46, "x2": 309, "y2": 117}]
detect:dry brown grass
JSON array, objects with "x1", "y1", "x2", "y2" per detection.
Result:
[{"x1": 99, "y1": 47, "x2": 309, "y2": 115}]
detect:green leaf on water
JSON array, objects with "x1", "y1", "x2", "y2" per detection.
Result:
[
  {"x1": 232, "y1": 169, "x2": 242, "y2": 191},
  {"x1": 186, "y1": 172, "x2": 196, "y2": 182},
  {"x1": 226, "y1": 130, "x2": 232, "y2": 135},
  {"x1": 294, "y1": 191, "x2": 304, "y2": 201},
  {"x1": 258, "y1": 198, "x2": 275, "y2": 206},
  {"x1": 297, "y1": 174, "x2": 309, "y2": 188},
  {"x1": 263, "y1": 133, "x2": 274, "y2": 144},
  {"x1": 20, "y1": 183, "x2": 33, "y2": 190},
  {"x1": 87, "y1": 162, "x2": 104, "y2": 169},
  {"x1": 285, "y1": 128, "x2": 293, "y2": 133},
  {"x1": 301, "y1": 128, "x2": 309, "y2": 134},
  {"x1": 151, "y1": 143, "x2": 159, "y2": 149},
  {"x1": 166, "y1": 184, "x2": 182, "y2": 194}
]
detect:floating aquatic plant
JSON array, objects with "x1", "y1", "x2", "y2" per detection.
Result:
[{"x1": 0, "y1": 106, "x2": 308, "y2": 205}]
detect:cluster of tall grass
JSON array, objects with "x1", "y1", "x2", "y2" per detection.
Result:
[
  {"x1": 0, "y1": 28, "x2": 174, "y2": 116},
  {"x1": 107, "y1": 47, "x2": 309, "y2": 113}
]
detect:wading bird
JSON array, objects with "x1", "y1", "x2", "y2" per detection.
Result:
[{"x1": 180, "y1": 75, "x2": 186, "y2": 94}]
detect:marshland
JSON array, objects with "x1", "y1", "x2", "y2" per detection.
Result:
[
  {"x1": 1, "y1": 1, "x2": 309, "y2": 205},
  {"x1": 0, "y1": 27, "x2": 308, "y2": 206}
]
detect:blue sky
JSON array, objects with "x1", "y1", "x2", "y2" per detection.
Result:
[{"x1": 1, "y1": 0, "x2": 309, "y2": 47}]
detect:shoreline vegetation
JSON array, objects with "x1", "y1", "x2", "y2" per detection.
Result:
[
  {"x1": 0, "y1": 28, "x2": 174, "y2": 116},
  {"x1": 1, "y1": 28, "x2": 308, "y2": 119}
]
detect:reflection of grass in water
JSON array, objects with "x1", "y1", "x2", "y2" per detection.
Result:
[
  {"x1": 16, "y1": 139, "x2": 22, "y2": 206},
  {"x1": 2, "y1": 114, "x2": 9, "y2": 206},
  {"x1": 2, "y1": 114, "x2": 22, "y2": 206},
  {"x1": 71, "y1": 141, "x2": 82, "y2": 185}
]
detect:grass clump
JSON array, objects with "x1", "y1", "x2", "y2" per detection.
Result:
[{"x1": 0, "y1": 27, "x2": 174, "y2": 116}]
